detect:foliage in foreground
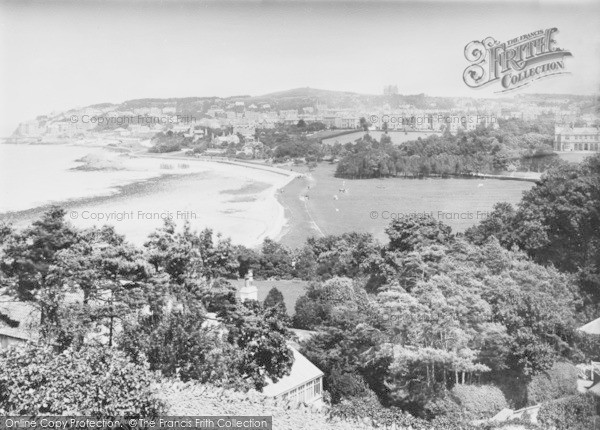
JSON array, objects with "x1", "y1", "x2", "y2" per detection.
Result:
[
  {"x1": 526, "y1": 361, "x2": 579, "y2": 405},
  {"x1": 0, "y1": 343, "x2": 165, "y2": 416},
  {"x1": 537, "y1": 394, "x2": 599, "y2": 430},
  {"x1": 466, "y1": 153, "x2": 600, "y2": 316}
]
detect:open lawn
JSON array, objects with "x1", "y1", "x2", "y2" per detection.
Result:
[
  {"x1": 231, "y1": 278, "x2": 309, "y2": 315},
  {"x1": 555, "y1": 151, "x2": 598, "y2": 164},
  {"x1": 277, "y1": 163, "x2": 534, "y2": 249}
]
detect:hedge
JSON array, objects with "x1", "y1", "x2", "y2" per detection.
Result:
[
  {"x1": 451, "y1": 384, "x2": 508, "y2": 419},
  {"x1": 526, "y1": 361, "x2": 578, "y2": 405},
  {"x1": 0, "y1": 344, "x2": 165, "y2": 416},
  {"x1": 537, "y1": 394, "x2": 598, "y2": 430}
]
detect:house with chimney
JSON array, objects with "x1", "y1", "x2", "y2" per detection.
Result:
[
  {"x1": 554, "y1": 126, "x2": 600, "y2": 152},
  {"x1": 239, "y1": 271, "x2": 324, "y2": 405}
]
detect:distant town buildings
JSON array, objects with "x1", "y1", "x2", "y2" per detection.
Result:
[{"x1": 10, "y1": 93, "x2": 599, "y2": 154}]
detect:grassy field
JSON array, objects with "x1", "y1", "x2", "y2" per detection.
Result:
[
  {"x1": 555, "y1": 151, "x2": 597, "y2": 164},
  {"x1": 277, "y1": 163, "x2": 534, "y2": 249},
  {"x1": 231, "y1": 278, "x2": 309, "y2": 315}
]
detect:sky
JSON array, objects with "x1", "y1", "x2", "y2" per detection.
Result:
[{"x1": 1, "y1": 0, "x2": 599, "y2": 136}]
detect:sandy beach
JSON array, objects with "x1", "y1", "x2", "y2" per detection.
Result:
[{"x1": 0, "y1": 144, "x2": 299, "y2": 247}]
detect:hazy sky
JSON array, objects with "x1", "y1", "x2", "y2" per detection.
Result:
[{"x1": 1, "y1": 0, "x2": 599, "y2": 135}]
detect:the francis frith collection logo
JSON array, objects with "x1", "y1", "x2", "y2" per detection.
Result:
[{"x1": 463, "y1": 28, "x2": 572, "y2": 93}]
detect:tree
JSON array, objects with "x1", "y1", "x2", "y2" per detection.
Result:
[
  {"x1": 258, "y1": 238, "x2": 294, "y2": 279},
  {"x1": 464, "y1": 202, "x2": 518, "y2": 248},
  {"x1": 385, "y1": 215, "x2": 452, "y2": 253},
  {"x1": 221, "y1": 301, "x2": 294, "y2": 390},
  {"x1": 306, "y1": 232, "x2": 379, "y2": 280},
  {"x1": 119, "y1": 305, "x2": 250, "y2": 389},
  {"x1": 0, "y1": 207, "x2": 78, "y2": 339},
  {"x1": 293, "y1": 295, "x2": 326, "y2": 329},
  {"x1": 292, "y1": 277, "x2": 374, "y2": 330},
  {"x1": 56, "y1": 225, "x2": 157, "y2": 348},
  {"x1": 466, "y1": 154, "x2": 600, "y2": 312},
  {"x1": 300, "y1": 323, "x2": 390, "y2": 404},
  {"x1": 144, "y1": 219, "x2": 239, "y2": 307},
  {"x1": 359, "y1": 117, "x2": 370, "y2": 131},
  {"x1": 264, "y1": 287, "x2": 286, "y2": 314}
]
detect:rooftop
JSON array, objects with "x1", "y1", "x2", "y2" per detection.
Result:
[
  {"x1": 262, "y1": 346, "x2": 324, "y2": 397},
  {"x1": 556, "y1": 126, "x2": 600, "y2": 134},
  {"x1": 578, "y1": 317, "x2": 600, "y2": 335},
  {"x1": 0, "y1": 300, "x2": 40, "y2": 341}
]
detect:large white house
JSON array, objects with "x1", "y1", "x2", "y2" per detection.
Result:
[{"x1": 554, "y1": 126, "x2": 600, "y2": 152}]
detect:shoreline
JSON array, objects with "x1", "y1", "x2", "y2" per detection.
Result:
[
  {"x1": 1, "y1": 150, "x2": 300, "y2": 247},
  {"x1": 132, "y1": 152, "x2": 301, "y2": 246}
]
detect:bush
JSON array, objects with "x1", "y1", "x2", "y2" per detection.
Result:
[
  {"x1": 120, "y1": 312, "x2": 251, "y2": 390},
  {"x1": 526, "y1": 361, "x2": 578, "y2": 405},
  {"x1": 0, "y1": 344, "x2": 165, "y2": 415},
  {"x1": 263, "y1": 287, "x2": 287, "y2": 315},
  {"x1": 538, "y1": 394, "x2": 598, "y2": 430},
  {"x1": 293, "y1": 295, "x2": 326, "y2": 329},
  {"x1": 422, "y1": 395, "x2": 461, "y2": 420},
  {"x1": 326, "y1": 369, "x2": 372, "y2": 404},
  {"x1": 331, "y1": 396, "x2": 483, "y2": 429},
  {"x1": 330, "y1": 395, "x2": 425, "y2": 429},
  {"x1": 451, "y1": 384, "x2": 508, "y2": 419},
  {"x1": 576, "y1": 332, "x2": 600, "y2": 362}
]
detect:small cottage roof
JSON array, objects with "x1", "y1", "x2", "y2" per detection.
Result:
[
  {"x1": 579, "y1": 317, "x2": 600, "y2": 335},
  {"x1": 0, "y1": 300, "x2": 40, "y2": 341},
  {"x1": 261, "y1": 346, "x2": 323, "y2": 397}
]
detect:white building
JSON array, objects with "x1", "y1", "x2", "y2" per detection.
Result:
[
  {"x1": 555, "y1": 126, "x2": 600, "y2": 152},
  {"x1": 238, "y1": 271, "x2": 325, "y2": 405},
  {"x1": 239, "y1": 270, "x2": 258, "y2": 302},
  {"x1": 0, "y1": 301, "x2": 38, "y2": 349},
  {"x1": 262, "y1": 346, "x2": 324, "y2": 405},
  {"x1": 578, "y1": 317, "x2": 600, "y2": 335}
]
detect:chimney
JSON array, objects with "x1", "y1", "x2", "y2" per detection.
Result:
[{"x1": 240, "y1": 269, "x2": 258, "y2": 302}]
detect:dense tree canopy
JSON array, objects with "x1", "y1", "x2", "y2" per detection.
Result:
[
  {"x1": 466, "y1": 153, "x2": 600, "y2": 314},
  {"x1": 335, "y1": 121, "x2": 560, "y2": 179}
]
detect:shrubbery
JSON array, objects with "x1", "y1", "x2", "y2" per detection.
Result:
[
  {"x1": 330, "y1": 395, "x2": 426, "y2": 429},
  {"x1": 526, "y1": 361, "x2": 578, "y2": 405},
  {"x1": 450, "y1": 384, "x2": 508, "y2": 419},
  {"x1": 422, "y1": 395, "x2": 461, "y2": 419},
  {"x1": 331, "y1": 395, "x2": 486, "y2": 430},
  {"x1": 537, "y1": 394, "x2": 599, "y2": 430},
  {"x1": 119, "y1": 310, "x2": 251, "y2": 390},
  {"x1": 0, "y1": 344, "x2": 165, "y2": 415},
  {"x1": 326, "y1": 369, "x2": 373, "y2": 404}
]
